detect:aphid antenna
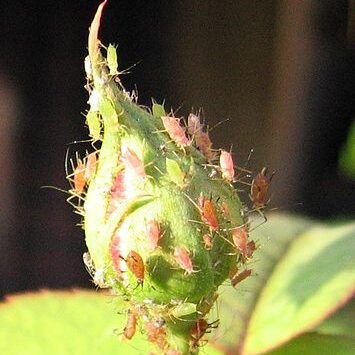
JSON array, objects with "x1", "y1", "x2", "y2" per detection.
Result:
[
  {"x1": 246, "y1": 208, "x2": 267, "y2": 226},
  {"x1": 244, "y1": 148, "x2": 254, "y2": 170},
  {"x1": 117, "y1": 60, "x2": 142, "y2": 77},
  {"x1": 182, "y1": 192, "x2": 202, "y2": 213},
  {"x1": 214, "y1": 231, "x2": 235, "y2": 249},
  {"x1": 64, "y1": 148, "x2": 71, "y2": 180},
  {"x1": 40, "y1": 185, "x2": 70, "y2": 195},
  {"x1": 67, "y1": 138, "x2": 93, "y2": 145},
  {"x1": 187, "y1": 219, "x2": 205, "y2": 226},
  {"x1": 221, "y1": 221, "x2": 250, "y2": 233},
  {"x1": 208, "y1": 118, "x2": 230, "y2": 133},
  {"x1": 153, "y1": 165, "x2": 164, "y2": 176}
]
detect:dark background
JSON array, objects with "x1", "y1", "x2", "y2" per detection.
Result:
[{"x1": 0, "y1": 0, "x2": 354, "y2": 297}]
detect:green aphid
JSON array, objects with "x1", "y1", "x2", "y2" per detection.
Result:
[
  {"x1": 86, "y1": 110, "x2": 101, "y2": 141},
  {"x1": 170, "y1": 302, "x2": 196, "y2": 319},
  {"x1": 166, "y1": 158, "x2": 185, "y2": 187},
  {"x1": 107, "y1": 44, "x2": 119, "y2": 76},
  {"x1": 152, "y1": 102, "x2": 166, "y2": 118}
]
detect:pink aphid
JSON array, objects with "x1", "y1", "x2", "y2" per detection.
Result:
[
  {"x1": 108, "y1": 171, "x2": 126, "y2": 215},
  {"x1": 109, "y1": 230, "x2": 124, "y2": 279},
  {"x1": 174, "y1": 247, "x2": 194, "y2": 275},
  {"x1": 220, "y1": 150, "x2": 235, "y2": 182},
  {"x1": 121, "y1": 147, "x2": 146, "y2": 180},
  {"x1": 146, "y1": 220, "x2": 161, "y2": 250},
  {"x1": 232, "y1": 226, "x2": 248, "y2": 257},
  {"x1": 161, "y1": 116, "x2": 190, "y2": 147},
  {"x1": 187, "y1": 113, "x2": 203, "y2": 136}
]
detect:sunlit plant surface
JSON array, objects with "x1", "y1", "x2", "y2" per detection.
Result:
[{"x1": 1, "y1": 2, "x2": 354, "y2": 355}]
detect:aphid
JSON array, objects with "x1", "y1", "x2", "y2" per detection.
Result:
[
  {"x1": 174, "y1": 247, "x2": 194, "y2": 275},
  {"x1": 202, "y1": 234, "x2": 213, "y2": 250},
  {"x1": 146, "y1": 220, "x2": 161, "y2": 250},
  {"x1": 107, "y1": 44, "x2": 119, "y2": 76},
  {"x1": 83, "y1": 252, "x2": 95, "y2": 278},
  {"x1": 161, "y1": 116, "x2": 190, "y2": 147},
  {"x1": 195, "y1": 131, "x2": 215, "y2": 161},
  {"x1": 230, "y1": 268, "x2": 252, "y2": 287},
  {"x1": 152, "y1": 102, "x2": 166, "y2": 118},
  {"x1": 145, "y1": 320, "x2": 167, "y2": 350},
  {"x1": 73, "y1": 159, "x2": 86, "y2": 194},
  {"x1": 187, "y1": 113, "x2": 203, "y2": 136},
  {"x1": 87, "y1": 88, "x2": 100, "y2": 112},
  {"x1": 197, "y1": 293, "x2": 218, "y2": 316},
  {"x1": 123, "y1": 310, "x2": 137, "y2": 340},
  {"x1": 126, "y1": 250, "x2": 145, "y2": 284},
  {"x1": 109, "y1": 231, "x2": 124, "y2": 279},
  {"x1": 232, "y1": 226, "x2": 248, "y2": 257},
  {"x1": 190, "y1": 319, "x2": 219, "y2": 350},
  {"x1": 220, "y1": 150, "x2": 235, "y2": 182},
  {"x1": 84, "y1": 55, "x2": 93, "y2": 79},
  {"x1": 86, "y1": 110, "x2": 101, "y2": 141},
  {"x1": 250, "y1": 167, "x2": 274, "y2": 209},
  {"x1": 121, "y1": 147, "x2": 146, "y2": 180},
  {"x1": 246, "y1": 240, "x2": 256, "y2": 259},
  {"x1": 220, "y1": 201, "x2": 230, "y2": 219},
  {"x1": 166, "y1": 158, "x2": 185, "y2": 187},
  {"x1": 84, "y1": 152, "x2": 97, "y2": 181},
  {"x1": 198, "y1": 195, "x2": 219, "y2": 231},
  {"x1": 187, "y1": 113, "x2": 215, "y2": 160}
]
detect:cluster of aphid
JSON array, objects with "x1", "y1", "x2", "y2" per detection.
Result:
[{"x1": 66, "y1": 2, "x2": 274, "y2": 354}]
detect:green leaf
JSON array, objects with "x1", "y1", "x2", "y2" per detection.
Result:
[
  {"x1": 0, "y1": 290, "x2": 223, "y2": 355},
  {"x1": 0, "y1": 290, "x2": 145, "y2": 355},
  {"x1": 316, "y1": 298, "x2": 355, "y2": 338},
  {"x1": 212, "y1": 214, "x2": 314, "y2": 351},
  {"x1": 266, "y1": 333, "x2": 355, "y2": 355},
  {"x1": 213, "y1": 214, "x2": 355, "y2": 354}
]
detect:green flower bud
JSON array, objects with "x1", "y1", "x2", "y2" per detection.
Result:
[{"x1": 68, "y1": 2, "x2": 256, "y2": 354}]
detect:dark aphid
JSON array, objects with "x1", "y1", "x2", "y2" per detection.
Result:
[
  {"x1": 190, "y1": 319, "x2": 219, "y2": 350},
  {"x1": 126, "y1": 250, "x2": 145, "y2": 284},
  {"x1": 250, "y1": 167, "x2": 274, "y2": 209},
  {"x1": 246, "y1": 240, "x2": 256, "y2": 259},
  {"x1": 230, "y1": 268, "x2": 252, "y2": 287}
]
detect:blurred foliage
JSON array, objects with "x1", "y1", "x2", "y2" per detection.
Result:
[
  {"x1": 0, "y1": 214, "x2": 354, "y2": 355},
  {"x1": 339, "y1": 119, "x2": 355, "y2": 179}
]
